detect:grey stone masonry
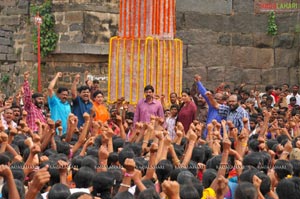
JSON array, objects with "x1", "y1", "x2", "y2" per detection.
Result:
[{"x1": 176, "y1": 0, "x2": 232, "y2": 15}]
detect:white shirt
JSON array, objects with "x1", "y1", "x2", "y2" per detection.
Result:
[
  {"x1": 286, "y1": 93, "x2": 300, "y2": 106},
  {"x1": 166, "y1": 116, "x2": 177, "y2": 140}
]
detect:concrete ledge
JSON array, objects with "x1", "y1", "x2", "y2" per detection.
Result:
[{"x1": 55, "y1": 43, "x2": 109, "y2": 55}]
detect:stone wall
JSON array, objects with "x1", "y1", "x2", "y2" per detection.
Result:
[
  {"x1": 177, "y1": 0, "x2": 300, "y2": 91},
  {"x1": 0, "y1": 0, "x2": 119, "y2": 97},
  {"x1": 0, "y1": 0, "x2": 300, "y2": 97}
]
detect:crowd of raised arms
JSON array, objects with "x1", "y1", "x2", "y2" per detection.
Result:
[{"x1": 0, "y1": 71, "x2": 300, "y2": 199}]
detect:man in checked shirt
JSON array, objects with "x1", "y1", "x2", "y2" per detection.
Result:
[{"x1": 22, "y1": 71, "x2": 47, "y2": 132}]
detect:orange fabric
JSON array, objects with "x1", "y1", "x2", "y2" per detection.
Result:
[{"x1": 92, "y1": 102, "x2": 110, "y2": 123}]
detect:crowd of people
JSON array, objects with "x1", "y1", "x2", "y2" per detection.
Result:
[{"x1": 0, "y1": 71, "x2": 299, "y2": 199}]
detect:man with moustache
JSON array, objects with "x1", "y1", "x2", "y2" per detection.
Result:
[
  {"x1": 206, "y1": 92, "x2": 249, "y2": 133},
  {"x1": 48, "y1": 72, "x2": 71, "y2": 134},
  {"x1": 133, "y1": 85, "x2": 164, "y2": 124},
  {"x1": 23, "y1": 71, "x2": 47, "y2": 131},
  {"x1": 71, "y1": 74, "x2": 93, "y2": 128}
]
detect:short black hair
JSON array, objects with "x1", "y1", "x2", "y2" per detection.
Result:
[
  {"x1": 182, "y1": 88, "x2": 191, "y2": 96},
  {"x1": 32, "y1": 93, "x2": 43, "y2": 99},
  {"x1": 77, "y1": 85, "x2": 91, "y2": 93},
  {"x1": 57, "y1": 87, "x2": 69, "y2": 94},
  {"x1": 144, "y1": 85, "x2": 154, "y2": 92},
  {"x1": 93, "y1": 79, "x2": 99, "y2": 84},
  {"x1": 92, "y1": 90, "x2": 104, "y2": 99},
  {"x1": 170, "y1": 104, "x2": 180, "y2": 111}
]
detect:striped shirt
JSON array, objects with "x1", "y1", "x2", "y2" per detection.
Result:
[{"x1": 218, "y1": 104, "x2": 249, "y2": 133}]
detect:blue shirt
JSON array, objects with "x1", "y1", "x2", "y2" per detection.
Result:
[
  {"x1": 218, "y1": 104, "x2": 250, "y2": 133},
  {"x1": 48, "y1": 94, "x2": 71, "y2": 135},
  {"x1": 72, "y1": 96, "x2": 93, "y2": 128},
  {"x1": 197, "y1": 82, "x2": 224, "y2": 136}
]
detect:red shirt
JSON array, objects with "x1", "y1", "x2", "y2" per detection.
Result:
[
  {"x1": 177, "y1": 101, "x2": 197, "y2": 133},
  {"x1": 23, "y1": 80, "x2": 46, "y2": 131}
]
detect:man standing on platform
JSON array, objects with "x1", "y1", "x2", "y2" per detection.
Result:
[{"x1": 133, "y1": 85, "x2": 164, "y2": 124}]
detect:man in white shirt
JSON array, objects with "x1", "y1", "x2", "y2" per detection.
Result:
[{"x1": 286, "y1": 85, "x2": 300, "y2": 106}]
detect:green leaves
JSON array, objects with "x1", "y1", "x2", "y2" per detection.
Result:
[
  {"x1": 267, "y1": 11, "x2": 278, "y2": 36},
  {"x1": 30, "y1": 0, "x2": 58, "y2": 57}
]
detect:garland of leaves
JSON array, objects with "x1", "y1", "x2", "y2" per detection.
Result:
[
  {"x1": 30, "y1": 1, "x2": 58, "y2": 57},
  {"x1": 267, "y1": 11, "x2": 278, "y2": 36}
]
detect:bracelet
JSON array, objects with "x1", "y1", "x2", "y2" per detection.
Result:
[
  {"x1": 282, "y1": 151, "x2": 289, "y2": 155},
  {"x1": 124, "y1": 172, "x2": 134, "y2": 177},
  {"x1": 120, "y1": 183, "x2": 131, "y2": 188}
]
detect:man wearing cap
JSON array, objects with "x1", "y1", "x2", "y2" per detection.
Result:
[{"x1": 23, "y1": 71, "x2": 47, "y2": 131}]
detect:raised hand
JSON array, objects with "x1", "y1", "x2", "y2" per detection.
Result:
[{"x1": 124, "y1": 158, "x2": 136, "y2": 173}]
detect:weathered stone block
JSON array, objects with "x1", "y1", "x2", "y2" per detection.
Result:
[
  {"x1": 276, "y1": 13, "x2": 298, "y2": 34},
  {"x1": 233, "y1": 0, "x2": 254, "y2": 13},
  {"x1": 72, "y1": 33, "x2": 83, "y2": 42},
  {"x1": 217, "y1": 34, "x2": 231, "y2": 46},
  {"x1": 188, "y1": 45, "x2": 232, "y2": 67},
  {"x1": 0, "y1": 54, "x2": 6, "y2": 60},
  {"x1": 54, "y1": 24, "x2": 68, "y2": 33},
  {"x1": 261, "y1": 69, "x2": 278, "y2": 85},
  {"x1": 56, "y1": 43, "x2": 109, "y2": 55},
  {"x1": 3, "y1": 7, "x2": 27, "y2": 15},
  {"x1": 262, "y1": 68, "x2": 289, "y2": 85},
  {"x1": 54, "y1": 13, "x2": 64, "y2": 23},
  {"x1": 231, "y1": 13, "x2": 268, "y2": 33},
  {"x1": 65, "y1": 11, "x2": 83, "y2": 23},
  {"x1": 23, "y1": 45, "x2": 33, "y2": 54},
  {"x1": 275, "y1": 48, "x2": 298, "y2": 68},
  {"x1": 0, "y1": 37, "x2": 12, "y2": 46},
  {"x1": 13, "y1": 33, "x2": 26, "y2": 40},
  {"x1": 239, "y1": 69, "x2": 262, "y2": 84},
  {"x1": 224, "y1": 67, "x2": 244, "y2": 83},
  {"x1": 289, "y1": 67, "x2": 299, "y2": 86},
  {"x1": 177, "y1": 0, "x2": 232, "y2": 15},
  {"x1": 177, "y1": 29, "x2": 219, "y2": 45},
  {"x1": 7, "y1": 47, "x2": 14, "y2": 54},
  {"x1": 23, "y1": 52, "x2": 37, "y2": 61},
  {"x1": 0, "y1": 0, "x2": 16, "y2": 6},
  {"x1": 276, "y1": 68, "x2": 290, "y2": 85},
  {"x1": 0, "y1": 30, "x2": 7, "y2": 37},
  {"x1": 185, "y1": 13, "x2": 231, "y2": 32},
  {"x1": 253, "y1": 33, "x2": 273, "y2": 48},
  {"x1": 273, "y1": 34, "x2": 295, "y2": 49},
  {"x1": 7, "y1": 54, "x2": 18, "y2": 61},
  {"x1": 60, "y1": 34, "x2": 70, "y2": 42},
  {"x1": 70, "y1": 23, "x2": 83, "y2": 31},
  {"x1": 232, "y1": 47, "x2": 274, "y2": 69},
  {"x1": 0, "y1": 45, "x2": 8, "y2": 53},
  {"x1": 0, "y1": 16, "x2": 20, "y2": 26},
  {"x1": 52, "y1": 0, "x2": 70, "y2": 4},
  {"x1": 17, "y1": 0, "x2": 29, "y2": 8},
  {"x1": 207, "y1": 66, "x2": 226, "y2": 82},
  {"x1": 232, "y1": 33, "x2": 253, "y2": 46}
]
